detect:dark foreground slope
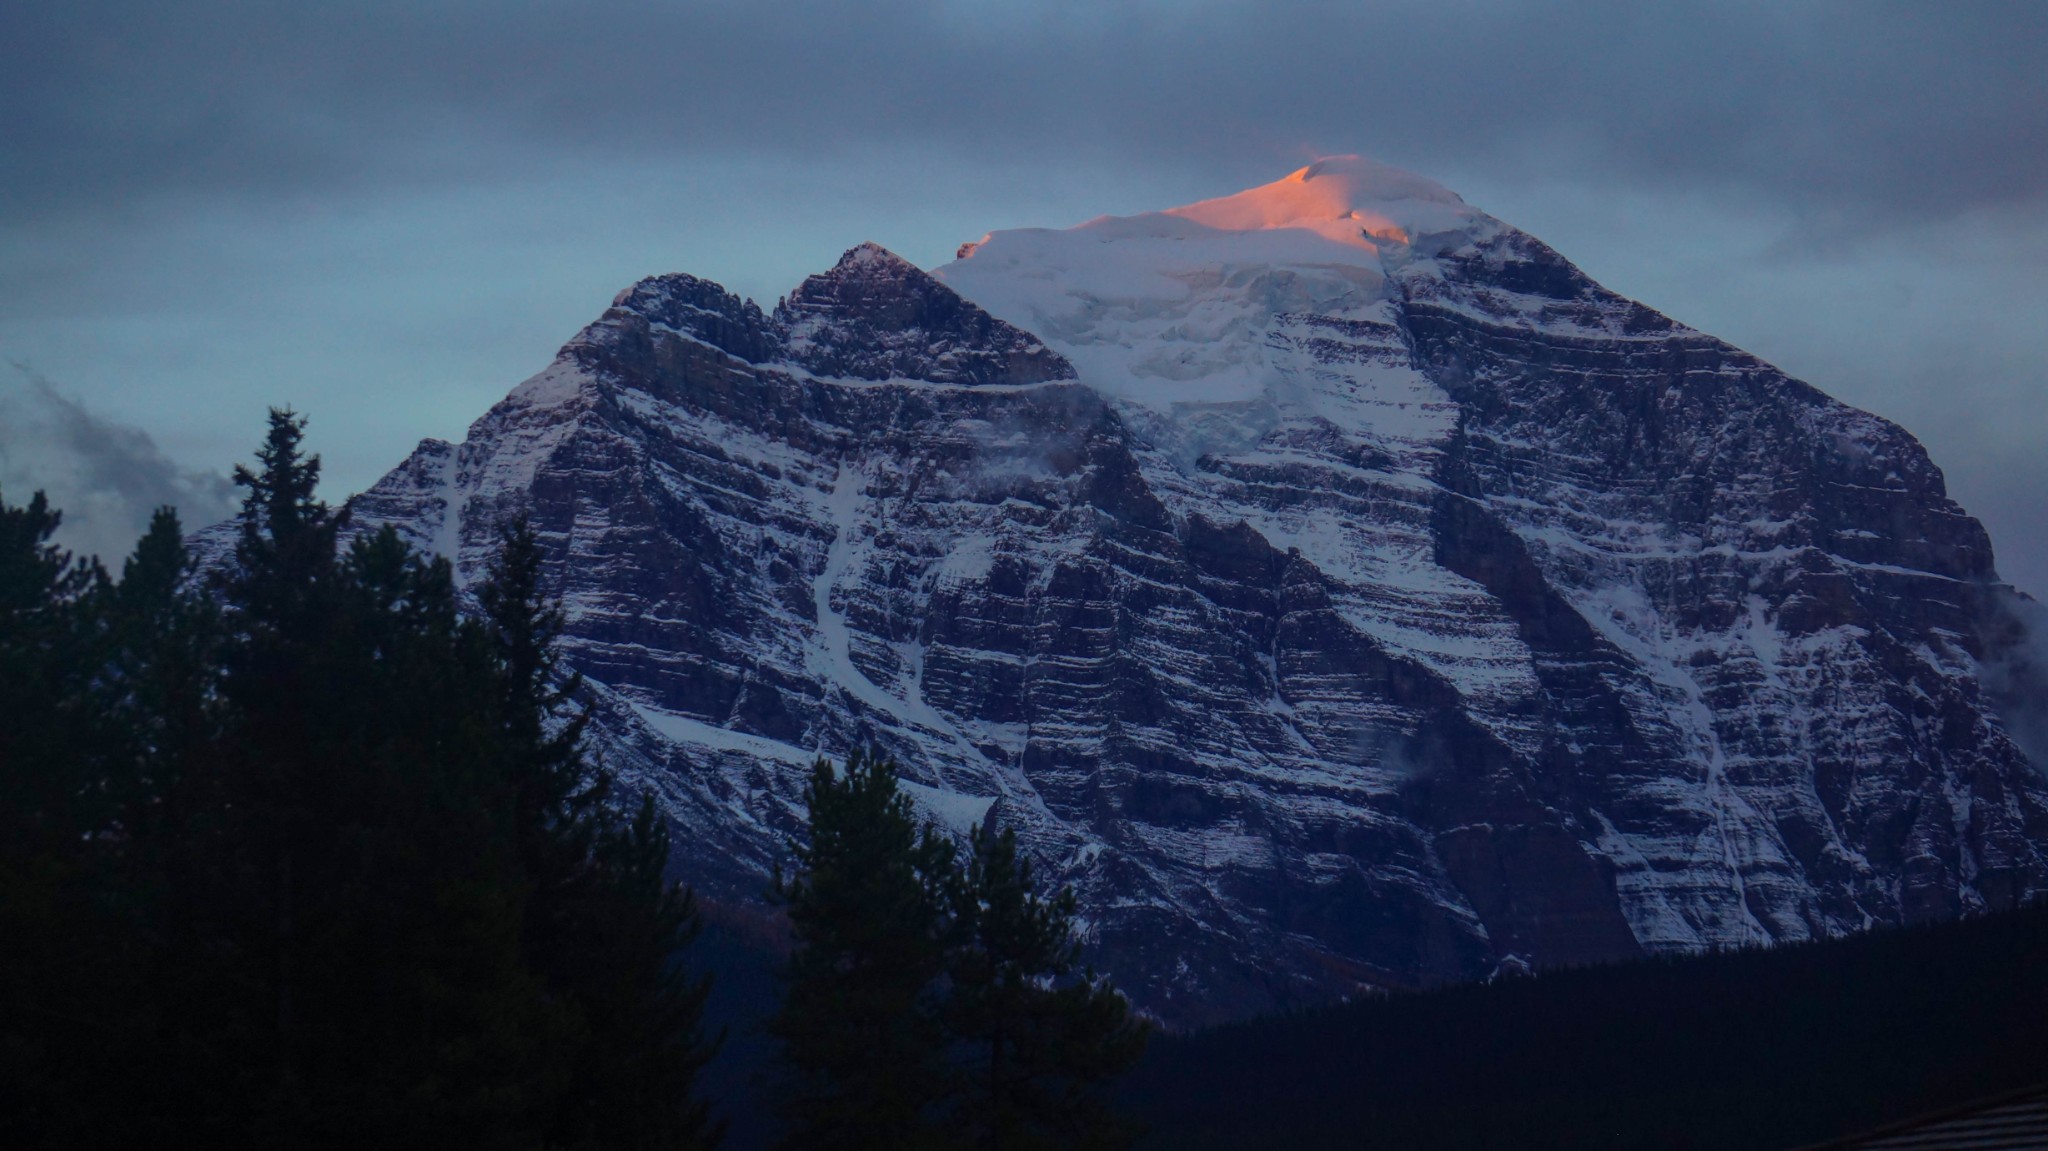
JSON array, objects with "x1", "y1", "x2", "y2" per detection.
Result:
[{"x1": 1124, "y1": 900, "x2": 2048, "y2": 1151}]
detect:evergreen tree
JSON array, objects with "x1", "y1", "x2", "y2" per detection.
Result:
[
  {"x1": 88, "y1": 508, "x2": 227, "y2": 1135},
  {"x1": 770, "y1": 750, "x2": 1149, "y2": 1151},
  {"x1": 103, "y1": 508, "x2": 221, "y2": 817},
  {"x1": 0, "y1": 488, "x2": 118, "y2": 1138},
  {"x1": 478, "y1": 516, "x2": 600, "y2": 913},
  {"x1": 211, "y1": 412, "x2": 561, "y2": 1143},
  {"x1": 945, "y1": 827, "x2": 1150, "y2": 1151},
  {"x1": 770, "y1": 749, "x2": 959, "y2": 1151},
  {"x1": 553, "y1": 794, "x2": 721, "y2": 1149},
  {"x1": 0, "y1": 488, "x2": 105, "y2": 857},
  {"x1": 0, "y1": 496, "x2": 227, "y2": 1144},
  {"x1": 481, "y1": 517, "x2": 720, "y2": 1150}
]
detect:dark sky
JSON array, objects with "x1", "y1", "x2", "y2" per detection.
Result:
[{"x1": 3, "y1": 1, "x2": 2045, "y2": 589}]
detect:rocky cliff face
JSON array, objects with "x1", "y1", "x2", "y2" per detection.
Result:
[{"x1": 345, "y1": 158, "x2": 2048, "y2": 1025}]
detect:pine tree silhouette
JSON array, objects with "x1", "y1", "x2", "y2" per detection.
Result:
[
  {"x1": 770, "y1": 749, "x2": 958, "y2": 1151},
  {"x1": 946, "y1": 825, "x2": 1149, "y2": 1151},
  {"x1": 769, "y1": 749, "x2": 1149, "y2": 1150}
]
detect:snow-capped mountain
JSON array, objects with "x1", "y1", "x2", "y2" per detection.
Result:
[{"x1": 346, "y1": 156, "x2": 2048, "y2": 1025}]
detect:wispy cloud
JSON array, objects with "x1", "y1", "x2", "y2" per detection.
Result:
[
  {"x1": 1985, "y1": 587, "x2": 2048, "y2": 776},
  {"x1": 0, "y1": 363, "x2": 237, "y2": 564}
]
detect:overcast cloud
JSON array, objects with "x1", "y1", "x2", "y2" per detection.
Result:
[
  {"x1": 7, "y1": 0, "x2": 2045, "y2": 226},
  {"x1": 2, "y1": 0, "x2": 2044, "y2": 587}
]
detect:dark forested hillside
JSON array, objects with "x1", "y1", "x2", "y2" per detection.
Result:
[{"x1": 1124, "y1": 901, "x2": 2048, "y2": 1151}]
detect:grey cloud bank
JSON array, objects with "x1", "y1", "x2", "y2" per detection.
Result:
[{"x1": 1, "y1": 0, "x2": 2043, "y2": 589}]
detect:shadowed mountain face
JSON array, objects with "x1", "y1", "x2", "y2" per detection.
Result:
[{"x1": 343, "y1": 164, "x2": 2048, "y2": 1026}]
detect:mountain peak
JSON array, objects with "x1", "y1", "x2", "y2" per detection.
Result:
[
  {"x1": 783, "y1": 242, "x2": 940, "y2": 317},
  {"x1": 936, "y1": 155, "x2": 1503, "y2": 414},
  {"x1": 772, "y1": 244, "x2": 1073, "y2": 386},
  {"x1": 1165, "y1": 154, "x2": 1474, "y2": 247},
  {"x1": 351, "y1": 150, "x2": 2048, "y2": 1027},
  {"x1": 833, "y1": 240, "x2": 913, "y2": 272}
]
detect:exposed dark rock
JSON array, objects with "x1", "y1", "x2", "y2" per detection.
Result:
[{"x1": 776, "y1": 243, "x2": 1075, "y2": 386}]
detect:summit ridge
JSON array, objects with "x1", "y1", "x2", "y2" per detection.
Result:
[{"x1": 1165, "y1": 154, "x2": 1474, "y2": 248}]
